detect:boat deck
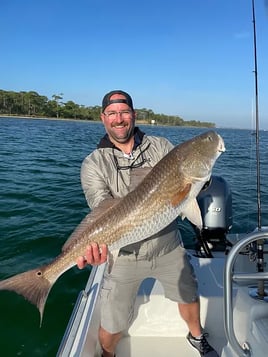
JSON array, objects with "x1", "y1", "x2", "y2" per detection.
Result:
[
  {"x1": 91, "y1": 254, "x2": 228, "y2": 357},
  {"x1": 113, "y1": 335, "x2": 225, "y2": 357},
  {"x1": 58, "y1": 238, "x2": 268, "y2": 357}
]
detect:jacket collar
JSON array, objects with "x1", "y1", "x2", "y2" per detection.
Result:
[{"x1": 97, "y1": 127, "x2": 145, "y2": 150}]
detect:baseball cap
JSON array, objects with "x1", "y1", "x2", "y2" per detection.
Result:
[{"x1": 102, "y1": 90, "x2": 134, "y2": 113}]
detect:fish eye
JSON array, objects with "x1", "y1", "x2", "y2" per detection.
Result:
[{"x1": 207, "y1": 134, "x2": 213, "y2": 142}]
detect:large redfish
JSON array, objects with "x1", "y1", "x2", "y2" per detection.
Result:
[{"x1": 0, "y1": 131, "x2": 225, "y2": 322}]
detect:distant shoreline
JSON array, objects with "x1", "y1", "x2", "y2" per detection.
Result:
[
  {"x1": 0, "y1": 114, "x2": 97, "y2": 123},
  {"x1": 0, "y1": 115, "x2": 214, "y2": 128},
  {"x1": 0, "y1": 114, "x2": 150, "y2": 124}
]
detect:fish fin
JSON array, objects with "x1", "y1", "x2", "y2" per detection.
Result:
[
  {"x1": 62, "y1": 198, "x2": 120, "y2": 251},
  {"x1": 129, "y1": 167, "x2": 152, "y2": 191},
  {"x1": 62, "y1": 212, "x2": 94, "y2": 251},
  {"x1": 107, "y1": 249, "x2": 120, "y2": 274},
  {"x1": 171, "y1": 183, "x2": 191, "y2": 207},
  {"x1": 0, "y1": 266, "x2": 53, "y2": 326},
  {"x1": 181, "y1": 199, "x2": 203, "y2": 229}
]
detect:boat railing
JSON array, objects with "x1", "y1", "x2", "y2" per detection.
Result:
[
  {"x1": 57, "y1": 263, "x2": 106, "y2": 357},
  {"x1": 224, "y1": 230, "x2": 268, "y2": 357}
]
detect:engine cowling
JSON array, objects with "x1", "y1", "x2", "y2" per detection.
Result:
[{"x1": 196, "y1": 175, "x2": 233, "y2": 252}]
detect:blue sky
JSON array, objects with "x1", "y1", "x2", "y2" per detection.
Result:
[{"x1": 1, "y1": 0, "x2": 268, "y2": 129}]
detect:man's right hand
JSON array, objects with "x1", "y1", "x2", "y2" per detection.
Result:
[{"x1": 77, "y1": 242, "x2": 108, "y2": 269}]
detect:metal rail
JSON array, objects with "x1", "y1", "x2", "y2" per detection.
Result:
[
  {"x1": 57, "y1": 263, "x2": 106, "y2": 357},
  {"x1": 224, "y1": 231, "x2": 268, "y2": 357}
]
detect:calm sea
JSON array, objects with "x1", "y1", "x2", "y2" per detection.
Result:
[{"x1": 0, "y1": 117, "x2": 267, "y2": 356}]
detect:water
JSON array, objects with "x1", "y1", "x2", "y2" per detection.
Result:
[{"x1": 0, "y1": 117, "x2": 268, "y2": 356}]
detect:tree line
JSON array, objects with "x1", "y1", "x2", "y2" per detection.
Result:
[{"x1": 0, "y1": 89, "x2": 215, "y2": 127}]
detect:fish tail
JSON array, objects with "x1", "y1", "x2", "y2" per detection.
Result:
[{"x1": 0, "y1": 266, "x2": 54, "y2": 325}]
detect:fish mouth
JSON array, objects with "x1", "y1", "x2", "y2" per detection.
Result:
[{"x1": 218, "y1": 135, "x2": 226, "y2": 152}]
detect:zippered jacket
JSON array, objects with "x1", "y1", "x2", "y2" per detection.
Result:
[{"x1": 80, "y1": 127, "x2": 181, "y2": 259}]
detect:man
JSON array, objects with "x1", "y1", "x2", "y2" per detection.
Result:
[{"x1": 77, "y1": 90, "x2": 218, "y2": 357}]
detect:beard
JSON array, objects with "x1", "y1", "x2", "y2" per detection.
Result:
[{"x1": 108, "y1": 121, "x2": 135, "y2": 144}]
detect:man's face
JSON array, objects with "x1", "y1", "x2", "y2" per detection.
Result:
[{"x1": 101, "y1": 94, "x2": 136, "y2": 145}]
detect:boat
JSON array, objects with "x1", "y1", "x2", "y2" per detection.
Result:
[
  {"x1": 56, "y1": 174, "x2": 268, "y2": 357},
  {"x1": 57, "y1": 2, "x2": 268, "y2": 356}
]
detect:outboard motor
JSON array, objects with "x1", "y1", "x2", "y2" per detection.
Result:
[{"x1": 195, "y1": 175, "x2": 233, "y2": 256}]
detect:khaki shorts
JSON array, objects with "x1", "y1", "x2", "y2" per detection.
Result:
[{"x1": 100, "y1": 245, "x2": 198, "y2": 334}]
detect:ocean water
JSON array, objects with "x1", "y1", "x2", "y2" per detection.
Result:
[{"x1": 0, "y1": 117, "x2": 268, "y2": 356}]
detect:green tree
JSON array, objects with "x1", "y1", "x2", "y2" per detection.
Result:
[{"x1": 52, "y1": 93, "x2": 63, "y2": 118}]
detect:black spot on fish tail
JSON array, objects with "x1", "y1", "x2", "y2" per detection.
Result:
[{"x1": 0, "y1": 266, "x2": 53, "y2": 326}]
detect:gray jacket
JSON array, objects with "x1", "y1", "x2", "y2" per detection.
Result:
[{"x1": 80, "y1": 127, "x2": 181, "y2": 259}]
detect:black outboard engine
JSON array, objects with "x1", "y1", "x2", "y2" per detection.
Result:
[{"x1": 195, "y1": 175, "x2": 233, "y2": 256}]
